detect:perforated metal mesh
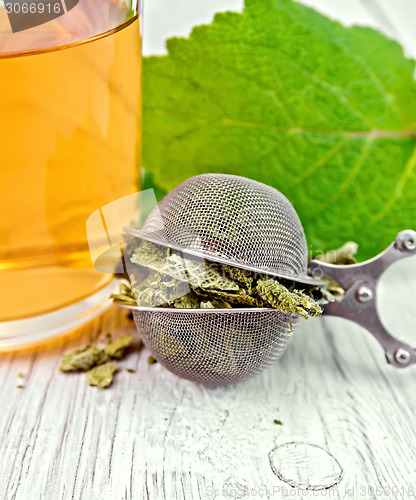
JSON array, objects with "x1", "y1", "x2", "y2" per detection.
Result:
[
  {"x1": 124, "y1": 174, "x2": 313, "y2": 385},
  {"x1": 132, "y1": 309, "x2": 297, "y2": 385},
  {"x1": 139, "y1": 174, "x2": 310, "y2": 283}
]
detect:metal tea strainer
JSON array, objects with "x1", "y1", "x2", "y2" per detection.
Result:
[{"x1": 119, "y1": 174, "x2": 416, "y2": 385}]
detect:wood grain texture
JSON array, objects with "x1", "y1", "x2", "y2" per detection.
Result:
[{"x1": 2, "y1": 1, "x2": 416, "y2": 498}]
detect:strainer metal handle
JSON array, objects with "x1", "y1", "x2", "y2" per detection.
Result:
[{"x1": 308, "y1": 230, "x2": 416, "y2": 368}]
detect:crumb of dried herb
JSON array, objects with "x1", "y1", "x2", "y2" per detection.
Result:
[
  {"x1": 274, "y1": 419, "x2": 283, "y2": 425},
  {"x1": 87, "y1": 362, "x2": 118, "y2": 388},
  {"x1": 110, "y1": 281, "x2": 137, "y2": 305},
  {"x1": 320, "y1": 276, "x2": 345, "y2": 303},
  {"x1": 256, "y1": 278, "x2": 322, "y2": 319},
  {"x1": 147, "y1": 355, "x2": 157, "y2": 364},
  {"x1": 286, "y1": 323, "x2": 294, "y2": 341},
  {"x1": 17, "y1": 385, "x2": 24, "y2": 389},
  {"x1": 18, "y1": 372, "x2": 23, "y2": 378},
  {"x1": 104, "y1": 334, "x2": 134, "y2": 359}
]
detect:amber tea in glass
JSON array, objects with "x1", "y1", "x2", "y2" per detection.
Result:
[{"x1": 0, "y1": 0, "x2": 142, "y2": 348}]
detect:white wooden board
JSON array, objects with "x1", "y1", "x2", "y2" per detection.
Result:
[{"x1": 1, "y1": 1, "x2": 416, "y2": 499}]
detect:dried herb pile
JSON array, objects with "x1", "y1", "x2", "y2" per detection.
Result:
[
  {"x1": 111, "y1": 242, "x2": 323, "y2": 319},
  {"x1": 59, "y1": 334, "x2": 134, "y2": 388}
]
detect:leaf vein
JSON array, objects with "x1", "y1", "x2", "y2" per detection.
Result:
[
  {"x1": 311, "y1": 136, "x2": 373, "y2": 214},
  {"x1": 145, "y1": 108, "x2": 416, "y2": 139},
  {"x1": 288, "y1": 138, "x2": 350, "y2": 188},
  {"x1": 369, "y1": 144, "x2": 416, "y2": 225}
]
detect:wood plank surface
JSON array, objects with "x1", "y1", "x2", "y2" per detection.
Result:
[{"x1": 1, "y1": 1, "x2": 416, "y2": 499}]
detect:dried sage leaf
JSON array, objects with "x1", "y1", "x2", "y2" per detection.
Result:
[
  {"x1": 104, "y1": 334, "x2": 134, "y2": 359},
  {"x1": 131, "y1": 242, "x2": 239, "y2": 291},
  {"x1": 87, "y1": 362, "x2": 118, "y2": 388},
  {"x1": 59, "y1": 346, "x2": 109, "y2": 372}
]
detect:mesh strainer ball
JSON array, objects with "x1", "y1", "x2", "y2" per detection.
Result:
[{"x1": 125, "y1": 174, "x2": 321, "y2": 385}]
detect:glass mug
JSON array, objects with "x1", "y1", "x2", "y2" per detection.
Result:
[{"x1": 0, "y1": 0, "x2": 142, "y2": 349}]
